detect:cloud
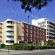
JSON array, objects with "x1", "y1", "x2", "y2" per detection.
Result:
[{"x1": 31, "y1": 14, "x2": 39, "y2": 19}]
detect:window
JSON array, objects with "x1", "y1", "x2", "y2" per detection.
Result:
[
  {"x1": 26, "y1": 29, "x2": 28, "y2": 31},
  {"x1": 40, "y1": 39, "x2": 41, "y2": 40},
  {"x1": 40, "y1": 35, "x2": 41, "y2": 37},
  {"x1": 47, "y1": 32, "x2": 49, "y2": 35},
  {"x1": 30, "y1": 30, "x2": 32, "y2": 32},
  {"x1": 26, "y1": 33, "x2": 27, "y2": 35},
  {"x1": 37, "y1": 27, "x2": 38, "y2": 29},
  {"x1": 40, "y1": 32, "x2": 41, "y2": 34},
  {"x1": 37, "y1": 38, "x2": 38, "y2": 40},
  {"x1": 42, "y1": 35, "x2": 44, "y2": 37},
  {"x1": 30, "y1": 26, "x2": 32, "y2": 28},
  {"x1": 22, "y1": 36, "x2": 24, "y2": 38},
  {"x1": 34, "y1": 38, "x2": 35, "y2": 40},
  {"x1": 34, "y1": 34, "x2": 35, "y2": 36},
  {"x1": 26, "y1": 37, "x2": 28, "y2": 39},
  {"x1": 34, "y1": 31, "x2": 35, "y2": 33},
  {"x1": 6, "y1": 40, "x2": 14, "y2": 43},
  {"x1": 34, "y1": 27, "x2": 35, "y2": 29},
  {"x1": 26, "y1": 25, "x2": 28, "y2": 27},
  {"x1": 37, "y1": 31, "x2": 38, "y2": 33},
  {"x1": 7, "y1": 26, "x2": 14, "y2": 28},
  {"x1": 22, "y1": 28, "x2": 24, "y2": 30},
  {"x1": 8, "y1": 32, "x2": 14, "y2": 34},
  {"x1": 22, "y1": 32, "x2": 24, "y2": 34},
  {"x1": 7, "y1": 21, "x2": 13, "y2": 24},
  {"x1": 22, "y1": 23, "x2": 24, "y2": 26},
  {"x1": 37, "y1": 35, "x2": 39, "y2": 36},
  {"x1": 30, "y1": 33, "x2": 31, "y2": 36},
  {"x1": 40, "y1": 28, "x2": 42, "y2": 30},
  {"x1": 30, "y1": 37, "x2": 32, "y2": 40}
]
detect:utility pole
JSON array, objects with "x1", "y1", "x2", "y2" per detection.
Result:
[{"x1": 28, "y1": 15, "x2": 30, "y2": 23}]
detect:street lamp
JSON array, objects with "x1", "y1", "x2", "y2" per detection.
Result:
[{"x1": 27, "y1": 15, "x2": 30, "y2": 23}]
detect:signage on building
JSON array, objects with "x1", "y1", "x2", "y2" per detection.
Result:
[
  {"x1": 18, "y1": 35, "x2": 21, "y2": 40},
  {"x1": 41, "y1": 40, "x2": 44, "y2": 46}
]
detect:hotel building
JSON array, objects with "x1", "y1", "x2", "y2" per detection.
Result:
[
  {"x1": 32, "y1": 18, "x2": 55, "y2": 41},
  {"x1": 0, "y1": 19, "x2": 46, "y2": 45}
]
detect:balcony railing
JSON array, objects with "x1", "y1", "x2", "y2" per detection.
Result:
[
  {"x1": 6, "y1": 23, "x2": 14, "y2": 26},
  {"x1": 6, "y1": 33, "x2": 14, "y2": 36},
  {"x1": 6, "y1": 38, "x2": 14, "y2": 40},
  {"x1": 6, "y1": 28, "x2": 14, "y2": 31}
]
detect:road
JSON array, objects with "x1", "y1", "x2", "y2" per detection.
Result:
[{"x1": 0, "y1": 49, "x2": 55, "y2": 55}]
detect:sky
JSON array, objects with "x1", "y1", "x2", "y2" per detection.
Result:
[{"x1": 0, "y1": 0, "x2": 55, "y2": 24}]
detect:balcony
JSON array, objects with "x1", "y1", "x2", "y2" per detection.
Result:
[
  {"x1": 47, "y1": 35, "x2": 51, "y2": 36},
  {"x1": 6, "y1": 28, "x2": 14, "y2": 31},
  {"x1": 22, "y1": 38, "x2": 24, "y2": 40},
  {"x1": 48, "y1": 27, "x2": 54, "y2": 30},
  {"x1": 53, "y1": 32, "x2": 55, "y2": 34},
  {"x1": 6, "y1": 38, "x2": 14, "y2": 40},
  {"x1": 22, "y1": 34, "x2": 24, "y2": 36},
  {"x1": 6, "y1": 23, "x2": 14, "y2": 26},
  {"x1": 49, "y1": 31, "x2": 53, "y2": 33},
  {"x1": 30, "y1": 31, "x2": 32, "y2": 33},
  {"x1": 52, "y1": 36, "x2": 55, "y2": 37},
  {"x1": 30, "y1": 35, "x2": 32, "y2": 37},
  {"x1": 6, "y1": 33, "x2": 14, "y2": 36},
  {"x1": 26, "y1": 30, "x2": 28, "y2": 32},
  {"x1": 5, "y1": 43, "x2": 13, "y2": 45},
  {"x1": 26, "y1": 25, "x2": 28, "y2": 28},
  {"x1": 22, "y1": 29, "x2": 24, "y2": 32}
]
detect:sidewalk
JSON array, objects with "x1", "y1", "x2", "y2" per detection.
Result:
[{"x1": 0, "y1": 49, "x2": 55, "y2": 55}]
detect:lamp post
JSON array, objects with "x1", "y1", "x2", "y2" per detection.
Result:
[{"x1": 27, "y1": 15, "x2": 30, "y2": 23}]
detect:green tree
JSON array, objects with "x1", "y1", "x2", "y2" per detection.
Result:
[{"x1": 8, "y1": 0, "x2": 52, "y2": 12}]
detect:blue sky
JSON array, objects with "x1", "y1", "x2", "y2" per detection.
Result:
[{"x1": 0, "y1": 0, "x2": 55, "y2": 23}]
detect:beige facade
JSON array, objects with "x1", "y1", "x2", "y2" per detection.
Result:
[
  {"x1": 0, "y1": 22, "x2": 3, "y2": 44},
  {"x1": 1, "y1": 19, "x2": 23, "y2": 45}
]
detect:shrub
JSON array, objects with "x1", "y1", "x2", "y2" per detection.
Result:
[
  {"x1": 5, "y1": 46, "x2": 13, "y2": 50},
  {"x1": 23, "y1": 45, "x2": 34, "y2": 50},
  {"x1": 23, "y1": 45, "x2": 28, "y2": 50},
  {"x1": 47, "y1": 45, "x2": 52, "y2": 49},
  {"x1": 13, "y1": 43, "x2": 20, "y2": 46},
  {"x1": 27, "y1": 45, "x2": 34, "y2": 50},
  {"x1": 1, "y1": 44, "x2": 5, "y2": 48},
  {"x1": 52, "y1": 45, "x2": 55, "y2": 49},
  {"x1": 34, "y1": 45, "x2": 40, "y2": 50},
  {"x1": 13, "y1": 45, "x2": 23, "y2": 50}
]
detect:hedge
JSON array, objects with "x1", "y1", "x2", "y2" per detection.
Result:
[{"x1": 1, "y1": 44, "x2": 55, "y2": 50}]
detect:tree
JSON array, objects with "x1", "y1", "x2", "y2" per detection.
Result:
[{"x1": 8, "y1": 0, "x2": 52, "y2": 12}]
